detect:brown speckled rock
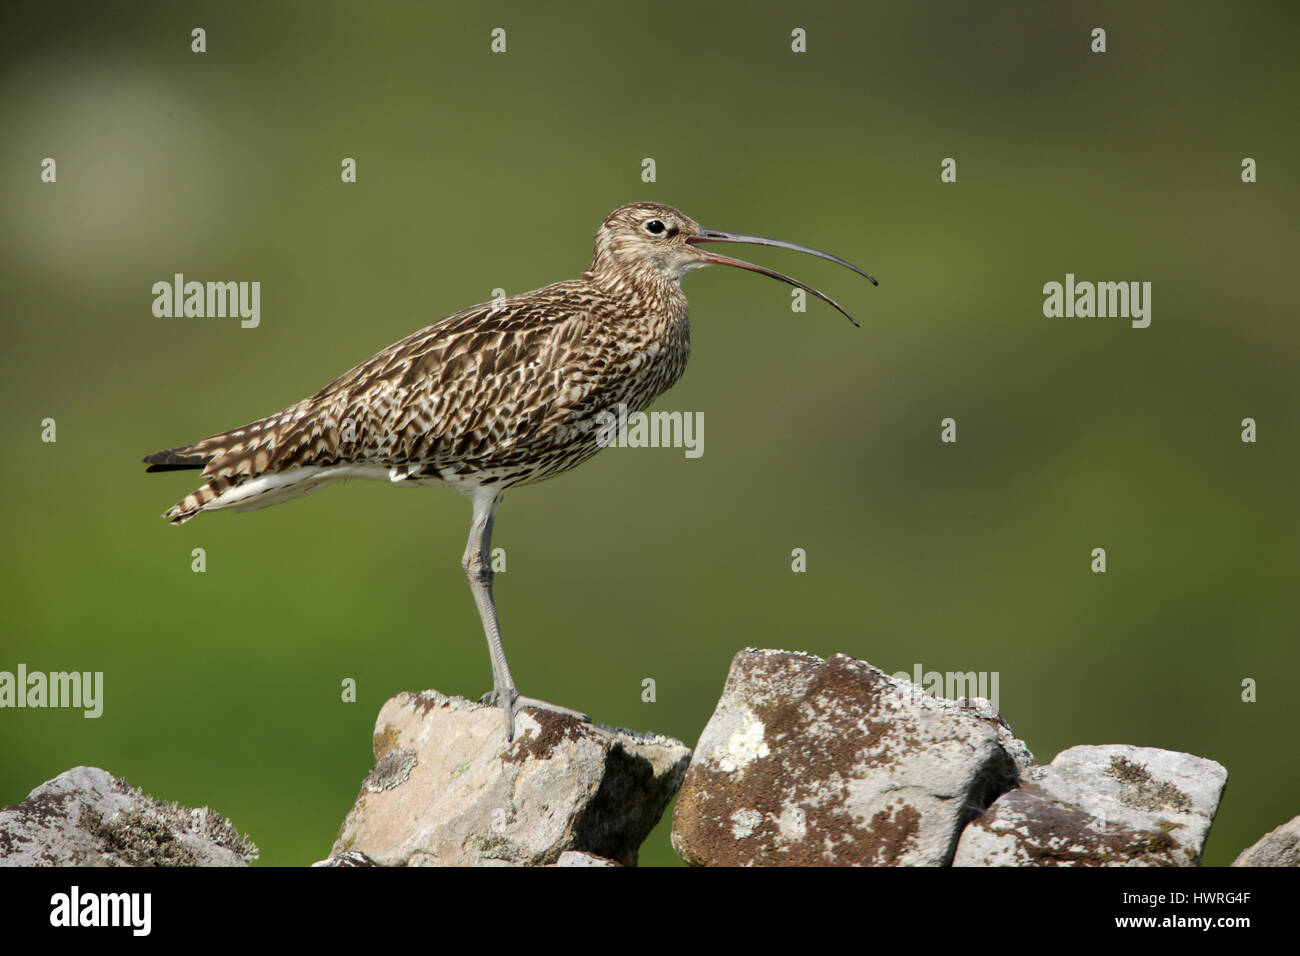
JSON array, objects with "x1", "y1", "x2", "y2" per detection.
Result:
[
  {"x1": 1231, "y1": 814, "x2": 1299, "y2": 867},
  {"x1": 331, "y1": 690, "x2": 690, "y2": 866},
  {"x1": 670, "y1": 648, "x2": 1030, "y2": 866},
  {"x1": 953, "y1": 745, "x2": 1227, "y2": 866}
]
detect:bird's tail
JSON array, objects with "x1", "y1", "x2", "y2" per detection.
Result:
[
  {"x1": 144, "y1": 404, "x2": 325, "y2": 524},
  {"x1": 142, "y1": 445, "x2": 210, "y2": 473},
  {"x1": 142, "y1": 443, "x2": 227, "y2": 525},
  {"x1": 161, "y1": 476, "x2": 237, "y2": 525}
]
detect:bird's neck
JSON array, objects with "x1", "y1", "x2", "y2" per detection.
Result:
[{"x1": 583, "y1": 262, "x2": 686, "y2": 318}]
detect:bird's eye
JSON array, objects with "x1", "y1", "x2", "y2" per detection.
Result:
[{"x1": 644, "y1": 219, "x2": 666, "y2": 235}]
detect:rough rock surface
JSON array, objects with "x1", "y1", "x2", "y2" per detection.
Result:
[
  {"x1": 953, "y1": 745, "x2": 1227, "y2": 866},
  {"x1": 671, "y1": 648, "x2": 1031, "y2": 866},
  {"x1": 0, "y1": 766, "x2": 256, "y2": 867},
  {"x1": 331, "y1": 690, "x2": 690, "y2": 866},
  {"x1": 551, "y1": 850, "x2": 621, "y2": 867},
  {"x1": 1231, "y1": 814, "x2": 1300, "y2": 866},
  {"x1": 311, "y1": 850, "x2": 379, "y2": 867}
]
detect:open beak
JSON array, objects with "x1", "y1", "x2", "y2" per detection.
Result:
[{"x1": 686, "y1": 228, "x2": 877, "y2": 327}]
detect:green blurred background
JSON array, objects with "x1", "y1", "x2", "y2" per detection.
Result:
[{"x1": 2, "y1": 2, "x2": 1297, "y2": 866}]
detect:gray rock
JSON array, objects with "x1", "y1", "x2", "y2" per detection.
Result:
[
  {"x1": 953, "y1": 745, "x2": 1227, "y2": 866},
  {"x1": 670, "y1": 648, "x2": 1030, "y2": 866},
  {"x1": 331, "y1": 690, "x2": 690, "y2": 866},
  {"x1": 0, "y1": 766, "x2": 256, "y2": 867},
  {"x1": 1231, "y1": 814, "x2": 1300, "y2": 866},
  {"x1": 311, "y1": 850, "x2": 379, "y2": 867},
  {"x1": 954, "y1": 696, "x2": 1036, "y2": 772},
  {"x1": 552, "y1": 850, "x2": 621, "y2": 867}
]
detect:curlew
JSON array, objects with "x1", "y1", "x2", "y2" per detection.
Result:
[{"x1": 144, "y1": 202, "x2": 876, "y2": 739}]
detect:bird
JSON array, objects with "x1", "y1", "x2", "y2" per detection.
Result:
[{"x1": 143, "y1": 202, "x2": 876, "y2": 740}]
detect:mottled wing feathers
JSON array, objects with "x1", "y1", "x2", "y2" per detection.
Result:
[{"x1": 145, "y1": 278, "x2": 677, "y2": 523}]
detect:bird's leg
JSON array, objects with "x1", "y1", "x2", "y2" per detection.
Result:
[
  {"x1": 462, "y1": 493, "x2": 512, "y2": 718},
  {"x1": 461, "y1": 491, "x2": 589, "y2": 741}
]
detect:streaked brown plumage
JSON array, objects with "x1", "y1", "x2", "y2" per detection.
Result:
[{"x1": 144, "y1": 201, "x2": 875, "y2": 738}]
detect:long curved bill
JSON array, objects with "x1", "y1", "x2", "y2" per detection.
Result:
[{"x1": 686, "y1": 228, "x2": 877, "y2": 328}]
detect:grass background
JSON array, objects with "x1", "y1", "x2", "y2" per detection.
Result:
[{"x1": 1, "y1": 1, "x2": 1297, "y2": 866}]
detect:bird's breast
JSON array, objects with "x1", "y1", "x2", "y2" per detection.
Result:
[{"x1": 608, "y1": 307, "x2": 691, "y2": 406}]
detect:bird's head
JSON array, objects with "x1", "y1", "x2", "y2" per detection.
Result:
[{"x1": 588, "y1": 202, "x2": 876, "y2": 326}]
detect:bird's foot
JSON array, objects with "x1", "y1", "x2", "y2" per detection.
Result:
[
  {"x1": 515, "y1": 695, "x2": 590, "y2": 723},
  {"x1": 478, "y1": 688, "x2": 589, "y2": 741}
]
